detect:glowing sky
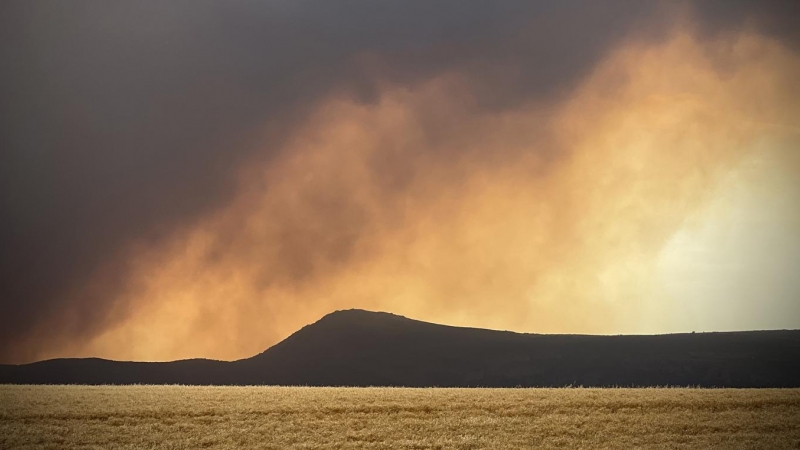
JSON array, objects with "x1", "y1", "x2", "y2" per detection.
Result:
[{"x1": 1, "y1": 2, "x2": 799, "y2": 363}]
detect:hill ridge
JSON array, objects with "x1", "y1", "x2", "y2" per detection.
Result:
[{"x1": 2, "y1": 310, "x2": 800, "y2": 387}]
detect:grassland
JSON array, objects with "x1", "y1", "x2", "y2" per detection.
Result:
[{"x1": 1, "y1": 386, "x2": 799, "y2": 449}]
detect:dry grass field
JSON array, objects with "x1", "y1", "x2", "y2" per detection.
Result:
[{"x1": 1, "y1": 386, "x2": 799, "y2": 449}]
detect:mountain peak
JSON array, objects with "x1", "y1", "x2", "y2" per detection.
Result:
[
  {"x1": 305, "y1": 309, "x2": 419, "y2": 333},
  {"x1": 319, "y1": 308, "x2": 407, "y2": 322}
]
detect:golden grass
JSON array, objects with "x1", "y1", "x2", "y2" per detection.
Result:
[{"x1": 1, "y1": 386, "x2": 799, "y2": 449}]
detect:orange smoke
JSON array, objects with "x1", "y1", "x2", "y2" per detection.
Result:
[{"x1": 34, "y1": 26, "x2": 800, "y2": 362}]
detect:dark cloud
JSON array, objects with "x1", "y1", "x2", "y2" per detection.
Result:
[
  {"x1": 0, "y1": 0, "x2": 796, "y2": 362},
  {"x1": 690, "y1": 0, "x2": 800, "y2": 47}
]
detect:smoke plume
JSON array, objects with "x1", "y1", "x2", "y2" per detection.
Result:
[{"x1": 2, "y1": 1, "x2": 799, "y2": 362}]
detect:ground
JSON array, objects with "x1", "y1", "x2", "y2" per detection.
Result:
[{"x1": 1, "y1": 386, "x2": 799, "y2": 449}]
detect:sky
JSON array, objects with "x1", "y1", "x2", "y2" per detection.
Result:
[{"x1": 1, "y1": 1, "x2": 799, "y2": 364}]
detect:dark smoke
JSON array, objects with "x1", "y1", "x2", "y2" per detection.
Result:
[{"x1": 0, "y1": 0, "x2": 797, "y2": 362}]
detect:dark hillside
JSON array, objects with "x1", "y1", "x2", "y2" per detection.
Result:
[
  {"x1": 239, "y1": 310, "x2": 800, "y2": 387},
  {"x1": 0, "y1": 358, "x2": 233, "y2": 385},
  {"x1": 2, "y1": 310, "x2": 799, "y2": 387}
]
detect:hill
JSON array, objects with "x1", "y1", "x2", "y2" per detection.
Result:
[{"x1": 2, "y1": 309, "x2": 799, "y2": 387}]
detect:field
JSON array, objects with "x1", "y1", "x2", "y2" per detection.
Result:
[{"x1": 2, "y1": 386, "x2": 799, "y2": 449}]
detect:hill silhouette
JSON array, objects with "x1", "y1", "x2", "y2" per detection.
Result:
[{"x1": 2, "y1": 309, "x2": 800, "y2": 387}]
